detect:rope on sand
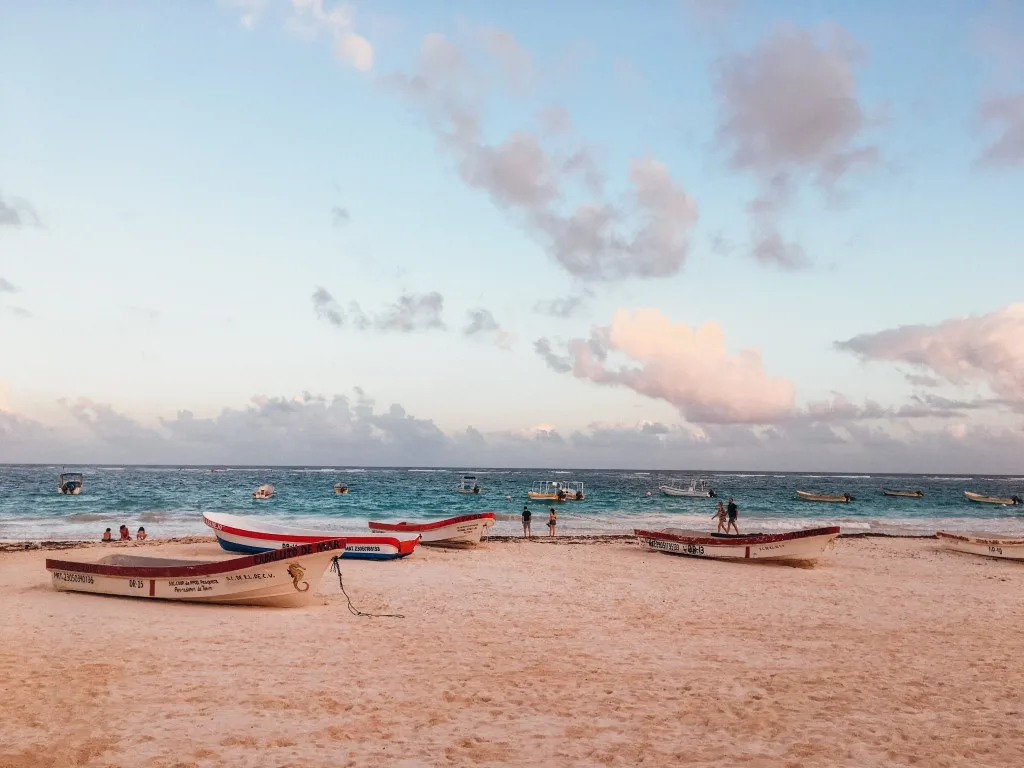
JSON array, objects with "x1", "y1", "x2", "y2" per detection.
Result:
[{"x1": 329, "y1": 556, "x2": 404, "y2": 619}]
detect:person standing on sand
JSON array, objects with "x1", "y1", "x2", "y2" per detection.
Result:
[
  {"x1": 725, "y1": 498, "x2": 739, "y2": 534},
  {"x1": 547, "y1": 507, "x2": 557, "y2": 537},
  {"x1": 522, "y1": 506, "x2": 532, "y2": 538},
  {"x1": 712, "y1": 502, "x2": 727, "y2": 533}
]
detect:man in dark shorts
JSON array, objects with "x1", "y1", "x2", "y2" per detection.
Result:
[
  {"x1": 522, "y1": 505, "x2": 532, "y2": 538},
  {"x1": 725, "y1": 497, "x2": 739, "y2": 534}
]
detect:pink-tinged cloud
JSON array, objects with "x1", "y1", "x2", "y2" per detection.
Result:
[
  {"x1": 537, "y1": 309, "x2": 795, "y2": 424},
  {"x1": 836, "y1": 303, "x2": 1024, "y2": 405}
]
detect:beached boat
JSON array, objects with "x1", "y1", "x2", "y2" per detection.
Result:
[
  {"x1": 203, "y1": 512, "x2": 419, "y2": 561},
  {"x1": 963, "y1": 491, "x2": 1022, "y2": 506},
  {"x1": 660, "y1": 479, "x2": 716, "y2": 498},
  {"x1": 58, "y1": 471, "x2": 84, "y2": 496},
  {"x1": 528, "y1": 481, "x2": 584, "y2": 501},
  {"x1": 46, "y1": 538, "x2": 344, "y2": 606},
  {"x1": 334, "y1": 482, "x2": 349, "y2": 495},
  {"x1": 634, "y1": 526, "x2": 841, "y2": 561},
  {"x1": 457, "y1": 474, "x2": 481, "y2": 494},
  {"x1": 368, "y1": 512, "x2": 496, "y2": 546},
  {"x1": 937, "y1": 531, "x2": 1024, "y2": 560},
  {"x1": 796, "y1": 490, "x2": 854, "y2": 503},
  {"x1": 252, "y1": 484, "x2": 275, "y2": 499},
  {"x1": 882, "y1": 489, "x2": 924, "y2": 498}
]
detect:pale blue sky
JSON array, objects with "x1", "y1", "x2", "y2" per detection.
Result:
[{"x1": 1, "y1": 0, "x2": 1022, "y2": 467}]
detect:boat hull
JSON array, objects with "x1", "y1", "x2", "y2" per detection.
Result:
[
  {"x1": 634, "y1": 527, "x2": 841, "y2": 561},
  {"x1": 964, "y1": 492, "x2": 1022, "y2": 505},
  {"x1": 659, "y1": 485, "x2": 712, "y2": 498},
  {"x1": 58, "y1": 487, "x2": 82, "y2": 496},
  {"x1": 882, "y1": 489, "x2": 923, "y2": 498},
  {"x1": 46, "y1": 539, "x2": 344, "y2": 606},
  {"x1": 203, "y1": 513, "x2": 418, "y2": 560},
  {"x1": 796, "y1": 491, "x2": 852, "y2": 503},
  {"x1": 368, "y1": 513, "x2": 496, "y2": 546},
  {"x1": 937, "y1": 531, "x2": 1024, "y2": 560}
]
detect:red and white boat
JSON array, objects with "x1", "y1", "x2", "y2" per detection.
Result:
[
  {"x1": 634, "y1": 526, "x2": 841, "y2": 561},
  {"x1": 203, "y1": 512, "x2": 419, "y2": 561},
  {"x1": 46, "y1": 539, "x2": 344, "y2": 607},
  {"x1": 368, "y1": 512, "x2": 496, "y2": 546},
  {"x1": 937, "y1": 531, "x2": 1024, "y2": 560}
]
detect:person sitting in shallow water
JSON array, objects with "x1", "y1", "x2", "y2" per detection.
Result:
[
  {"x1": 119, "y1": 525, "x2": 131, "y2": 541},
  {"x1": 136, "y1": 527, "x2": 147, "y2": 541},
  {"x1": 101, "y1": 528, "x2": 112, "y2": 542}
]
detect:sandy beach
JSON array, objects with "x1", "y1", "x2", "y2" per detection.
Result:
[{"x1": 2, "y1": 536, "x2": 1023, "y2": 767}]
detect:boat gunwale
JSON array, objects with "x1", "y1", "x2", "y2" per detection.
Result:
[
  {"x1": 368, "y1": 512, "x2": 496, "y2": 532},
  {"x1": 936, "y1": 531, "x2": 1024, "y2": 547},
  {"x1": 634, "y1": 526, "x2": 841, "y2": 547}
]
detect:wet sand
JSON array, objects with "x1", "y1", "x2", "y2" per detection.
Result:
[{"x1": 1, "y1": 536, "x2": 1022, "y2": 767}]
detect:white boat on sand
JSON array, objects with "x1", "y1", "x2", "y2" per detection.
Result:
[
  {"x1": 203, "y1": 512, "x2": 419, "y2": 561},
  {"x1": 937, "y1": 531, "x2": 1024, "y2": 560},
  {"x1": 368, "y1": 513, "x2": 496, "y2": 546},
  {"x1": 252, "y1": 484, "x2": 275, "y2": 499},
  {"x1": 963, "y1": 491, "x2": 1022, "y2": 506},
  {"x1": 796, "y1": 490, "x2": 854, "y2": 503},
  {"x1": 634, "y1": 526, "x2": 841, "y2": 561},
  {"x1": 660, "y1": 479, "x2": 716, "y2": 498},
  {"x1": 46, "y1": 539, "x2": 344, "y2": 606}
]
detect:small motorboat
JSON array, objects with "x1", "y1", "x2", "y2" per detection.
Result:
[
  {"x1": 964, "y1": 491, "x2": 1022, "y2": 506},
  {"x1": 334, "y1": 482, "x2": 349, "y2": 495},
  {"x1": 796, "y1": 490, "x2": 854, "y2": 503},
  {"x1": 203, "y1": 512, "x2": 419, "y2": 561},
  {"x1": 882, "y1": 489, "x2": 924, "y2": 498},
  {"x1": 46, "y1": 538, "x2": 344, "y2": 606},
  {"x1": 368, "y1": 512, "x2": 496, "y2": 546},
  {"x1": 634, "y1": 526, "x2": 841, "y2": 561},
  {"x1": 252, "y1": 484, "x2": 275, "y2": 499},
  {"x1": 660, "y1": 479, "x2": 715, "y2": 498},
  {"x1": 457, "y1": 474, "x2": 481, "y2": 494},
  {"x1": 937, "y1": 531, "x2": 1024, "y2": 560},
  {"x1": 58, "y1": 471, "x2": 84, "y2": 496}
]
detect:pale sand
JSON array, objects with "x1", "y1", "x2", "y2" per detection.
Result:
[{"x1": 1, "y1": 537, "x2": 1022, "y2": 767}]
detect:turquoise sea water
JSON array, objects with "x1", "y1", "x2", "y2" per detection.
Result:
[{"x1": 2, "y1": 465, "x2": 1023, "y2": 542}]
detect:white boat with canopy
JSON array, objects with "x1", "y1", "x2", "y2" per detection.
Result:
[
  {"x1": 252, "y1": 483, "x2": 275, "y2": 499},
  {"x1": 660, "y1": 479, "x2": 715, "y2": 498},
  {"x1": 457, "y1": 474, "x2": 481, "y2": 494}
]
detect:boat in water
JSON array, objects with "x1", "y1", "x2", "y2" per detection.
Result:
[
  {"x1": 963, "y1": 491, "x2": 1022, "y2": 506},
  {"x1": 634, "y1": 526, "x2": 841, "y2": 561},
  {"x1": 46, "y1": 539, "x2": 344, "y2": 606},
  {"x1": 527, "y1": 481, "x2": 584, "y2": 501},
  {"x1": 368, "y1": 512, "x2": 496, "y2": 546},
  {"x1": 252, "y1": 484, "x2": 275, "y2": 499},
  {"x1": 457, "y1": 474, "x2": 481, "y2": 494},
  {"x1": 937, "y1": 531, "x2": 1024, "y2": 560},
  {"x1": 334, "y1": 482, "x2": 349, "y2": 495},
  {"x1": 203, "y1": 512, "x2": 419, "y2": 561},
  {"x1": 660, "y1": 479, "x2": 715, "y2": 498},
  {"x1": 58, "y1": 470, "x2": 84, "y2": 496},
  {"x1": 796, "y1": 490, "x2": 854, "y2": 503},
  {"x1": 882, "y1": 489, "x2": 923, "y2": 498}
]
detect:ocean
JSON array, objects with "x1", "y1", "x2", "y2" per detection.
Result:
[{"x1": 1, "y1": 465, "x2": 1022, "y2": 542}]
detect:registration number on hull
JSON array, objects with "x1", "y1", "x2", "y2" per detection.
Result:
[{"x1": 644, "y1": 538, "x2": 706, "y2": 557}]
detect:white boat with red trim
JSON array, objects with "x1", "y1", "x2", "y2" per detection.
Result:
[
  {"x1": 46, "y1": 539, "x2": 344, "y2": 607},
  {"x1": 368, "y1": 512, "x2": 496, "y2": 546},
  {"x1": 203, "y1": 512, "x2": 419, "y2": 561},
  {"x1": 634, "y1": 526, "x2": 841, "y2": 561},
  {"x1": 937, "y1": 531, "x2": 1024, "y2": 560}
]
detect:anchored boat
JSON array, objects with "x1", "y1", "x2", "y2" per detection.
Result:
[
  {"x1": 660, "y1": 479, "x2": 715, "y2": 498},
  {"x1": 963, "y1": 491, "x2": 1022, "y2": 506},
  {"x1": 527, "y1": 481, "x2": 584, "y2": 501},
  {"x1": 796, "y1": 490, "x2": 854, "y2": 503},
  {"x1": 368, "y1": 512, "x2": 496, "y2": 546},
  {"x1": 203, "y1": 512, "x2": 418, "y2": 561},
  {"x1": 882, "y1": 489, "x2": 924, "y2": 498},
  {"x1": 58, "y1": 470, "x2": 84, "y2": 496},
  {"x1": 252, "y1": 484, "x2": 275, "y2": 500},
  {"x1": 457, "y1": 474, "x2": 481, "y2": 494},
  {"x1": 46, "y1": 538, "x2": 345, "y2": 606},
  {"x1": 634, "y1": 526, "x2": 841, "y2": 561},
  {"x1": 937, "y1": 531, "x2": 1024, "y2": 560},
  {"x1": 334, "y1": 482, "x2": 349, "y2": 495}
]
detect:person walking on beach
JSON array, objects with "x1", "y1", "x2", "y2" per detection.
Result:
[
  {"x1": 725, "y1": 498, "x2": 739, "y2": 534},
  {"x1": 712, "y1": 501, "x2": 727, "y2": 533},
  {"x1": 547, "y1": 507, "x2": 557, "y2": 537},
  {"x1": 522, "y1": 505, "x2": 532, "y2": 538}
]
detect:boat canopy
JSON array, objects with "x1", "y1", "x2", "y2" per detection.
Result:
[{"x1": 59, "y1": 473, "x2": 84, "y2": 483}]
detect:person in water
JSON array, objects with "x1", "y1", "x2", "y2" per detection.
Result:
[
  {"x1": 522, "y1": 505, "x2": 532, "y2": 538},
  {"x1": 101, "y1": 528, "x2": 112, "y2": 542},
  {"x1": 547, "y1": 507, "x2": 557, "y2": 536},
  {"x1": 725, "y1": 498, "x2": 739, "y2": 534},
  {"x1": 136, "y1": 527, "x2": 147, "y2": 541},
  {"x1": 712, "y1": 502, "x2": 727, "y2": 533},
  {"x1": 119, "y1": 524, "x2": 131, "y2": 541}
]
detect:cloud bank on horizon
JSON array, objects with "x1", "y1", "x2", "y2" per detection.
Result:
[{"x1": 0, "y1": 0, "x2": 1022, "y2": 470}]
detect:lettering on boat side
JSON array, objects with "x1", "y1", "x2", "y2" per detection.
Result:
[
  {"x1": 168, "y1": 578, "x2": 220, "y2": 594},
  {"x1": 989, "y1": 546, "x2": 1003, "y2": 555},
  {"x1": 53, "y1": 571, "x2": 94, "y2": 584},
  {"x1": 128, "y1": 579, "x2": 145, "y2": 589},
  {"x1": 226, "y1": 572, "x2": 273, "y2": 581},
  {"x1": 347, "y1": 545, "x2": 381, "y2": 552},
  {"x1": 645, "y1": 539, "x2": 705, "y2": 556},
  {"x1": 255, "y1": 539, "x2": 340, "y2": 562}
]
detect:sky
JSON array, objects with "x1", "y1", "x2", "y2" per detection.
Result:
[{"x1": 1, "y1": 0, "x2": 1023, "y2": 470}]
